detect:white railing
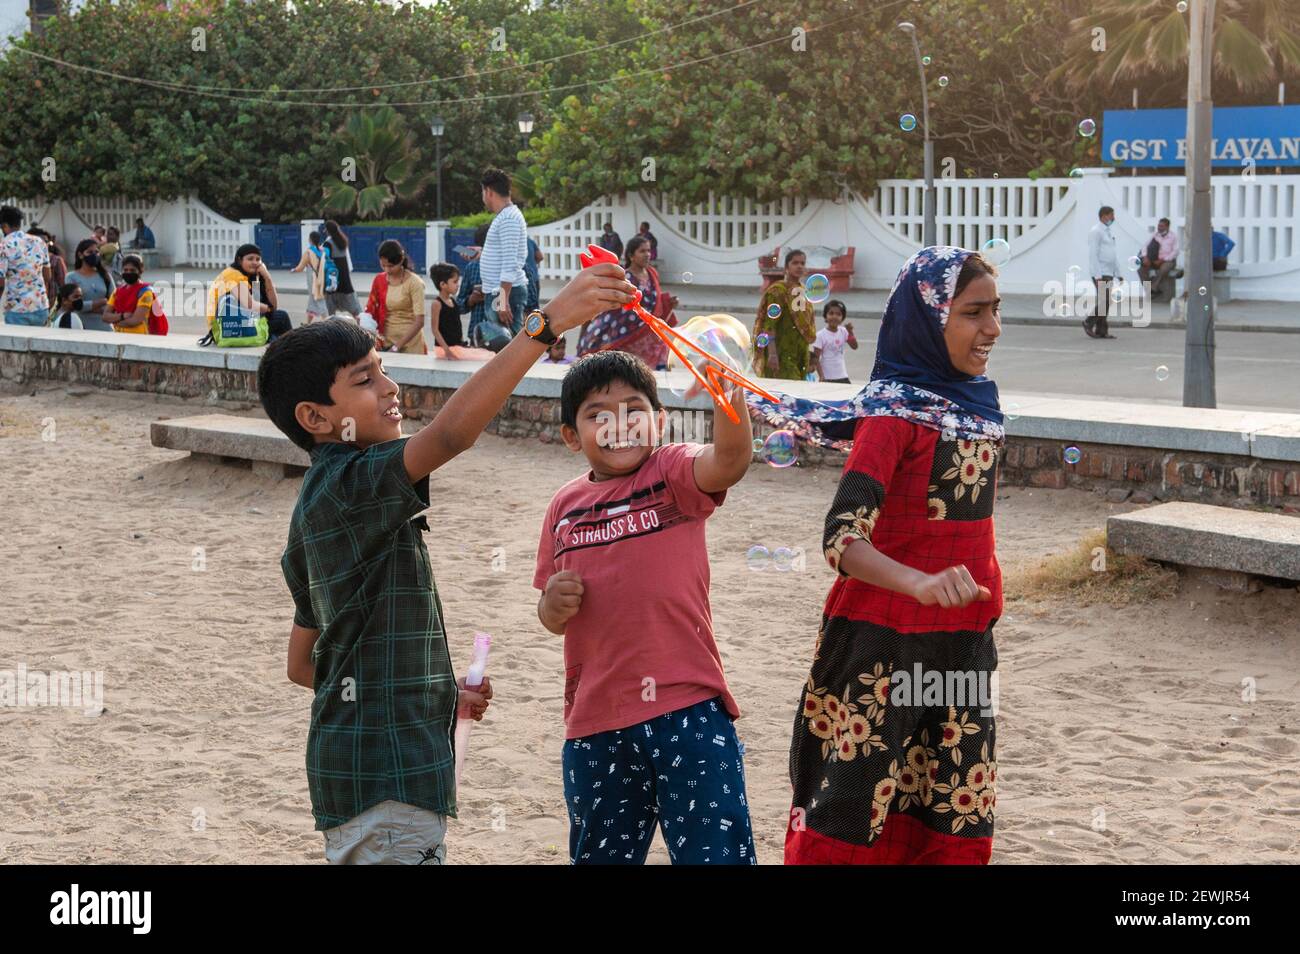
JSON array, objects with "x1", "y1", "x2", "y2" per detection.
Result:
[
  {"x1": 183, "y1": 197, "x2": 249, "y2": 268},
  {"x1": 1111, "y1": 176, "x2": 1298, "y2": 266},
  {"x1": 531, "y1": 195, "x2": 618, "y2": 280},
  {"x1": 68, "y1": 198, "x2": 159, "y2": 240},
  {"x1": 646, "y1": 191, "x2": 808, "y2": 249},
  {"x1": 874, "y1": 178, "x2": 1073, "y2": 251}
]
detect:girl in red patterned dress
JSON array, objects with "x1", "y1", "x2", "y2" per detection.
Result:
[{"x1": 748, "y1": 247, "x2": 1005, "y2": 864}]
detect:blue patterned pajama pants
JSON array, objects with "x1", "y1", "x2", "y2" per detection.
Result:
[{"x1": 561, "y1": 697, "x2": 757, "y2": 865}]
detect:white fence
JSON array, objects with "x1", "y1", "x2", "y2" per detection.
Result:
[
  {"x1": 9, "y1": 170, "x2": 1299, "y2": 300},
  {"x1": 529, "y1": 171, "x2": 1300, "y2": 301}
]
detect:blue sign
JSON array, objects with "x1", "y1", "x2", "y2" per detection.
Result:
[{"x1": 1102, "y1": 105, "x2": 1300, "y2": 167}]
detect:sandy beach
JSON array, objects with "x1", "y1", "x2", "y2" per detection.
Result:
[{"x1": 1, "y1": 381, "x2": 1297, "y2": 864}]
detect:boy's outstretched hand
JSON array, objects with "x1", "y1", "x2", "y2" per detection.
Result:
[
  {"x1": 911, "y1": 565, "x2": 992, "y2": 609},
  {"x1": 539, "y1": 570, "x2": 584, "y2": 634},
  {"x1": 545, "y1": 263, "x2": 637, "y2": 335},
  {"x1": 457, "y1": 675, "x2": 493, "y2": 721}
]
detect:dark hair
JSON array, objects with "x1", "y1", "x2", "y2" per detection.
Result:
[
  {"x1": 135, "y1": 217, "x2": 145, "y2": 225},
  {"x1": 1099, "y1": 206, "x2": 1114, "y2": 219},
  {"x1": 74, "y1": 238, "x2": 113, "y2": 291},
  {"x1": 954, "y1": 252, "x2": 998, "y2": 299},
  {"x1": 257, "y1": 318, "x2": 377, "y2": 452},
  {"x1": 106, "y1": 226, "x2": 120, "y2": 240},
  {"x1": 473, "y1": 223, "x2": 490, "y2": 246},
  {"x1": 1158, "y1": 217, "x2": 1171, "y2": 226},
  {"x1": 639, "y1": 221, "x2": 650, "y2": 230},
  {"x1": 324, "y1": 219, "x2": 348, "y2": 251},
  {"x1": 378, "y1": 239, "x2": 411, "y2": 271},
  {"x1": 480, "y1": 167, "x2": 511, "y2": 197},
  {"x1": 56, "y1": 282, "x2": 81, "y2": 307},
  {"x1": 121, "y1": 253, "x2": 144, "y2": 273},
  {"x1": 429, "y1": 262, "x2": 459, "y2": 289},
  {"x1": 822, "y1": 299, "x2": 847, "y2": 320},
  {"x1": 0, "y1": 205, "x2": 22, "y2": 229},
  {"x1": 308, "y1": 230, "x2": 322, "y2": 245},
  {"x1": 784, "y1": 248, "x2": 805, "y2": 267},
  {"x1": 622, "y1": 235, "x2": 650, "y2": 267},
  {"x1": 560, "y1": 351, "x2": 663, "y2": 429}
]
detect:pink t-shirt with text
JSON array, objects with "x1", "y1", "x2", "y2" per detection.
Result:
[{"x1": 533, "y1": 442, "x2": 741, "y2": 739}]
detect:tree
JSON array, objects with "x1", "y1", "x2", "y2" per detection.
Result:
[
  {"x1": 322, "y1": 107, "x2": 433, "y2": 219},
  {"x1": 1053, "y1": 0, "x2": 1300, "y2": 95}
]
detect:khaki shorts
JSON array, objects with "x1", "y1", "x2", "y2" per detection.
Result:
[{"x1": 322, "y1": 800, "x2": 447, "y2": 865}]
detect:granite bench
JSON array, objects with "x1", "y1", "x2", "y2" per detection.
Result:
[
  {"x1": 150, "y1": 413, "x2": 308, "y2": 478},
  {"x1": 1107, "y1": 501, "x2": 1300, "y2": 591}
]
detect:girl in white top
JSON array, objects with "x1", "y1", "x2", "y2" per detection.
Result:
[{"x1": 812, "y1": 299, "x2": 858, "y2": 383}]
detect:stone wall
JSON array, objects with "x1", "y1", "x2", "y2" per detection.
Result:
[{"x1": 3, "y1": 346, "x2": 1299, "y2": 514}]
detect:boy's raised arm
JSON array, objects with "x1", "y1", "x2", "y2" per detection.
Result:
[
  {"x1": 693, "y1": 387, "x2": 754, "y2": 494},
  {"x1": 404, "y1": 263, "x2": 635, "y2": 482}
]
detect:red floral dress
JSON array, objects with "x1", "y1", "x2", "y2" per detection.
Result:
[{"x1": 786, "y1": 414, "x2": 1003, "y2": 865}]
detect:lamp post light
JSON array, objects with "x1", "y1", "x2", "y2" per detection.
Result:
[
  {"x1": 898, "y1": 21, "x2": 936, "y2": 247},
  {"x1": 429, "y1": 115, "x2": 445, "y2": 221},
  {"x1": 517, "y1": 111, "x2": 535, "y2": 155}
]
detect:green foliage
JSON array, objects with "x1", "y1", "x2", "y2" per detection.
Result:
[
  {"x1": 0, "y1": 0, "x2": 546, "y2": 220},
  {"x1": 449, "y1": 206, "x2": 558, "y2": 228},
  {"x1": 321, "y1": 107, "x2": 432, "y2": 220}
]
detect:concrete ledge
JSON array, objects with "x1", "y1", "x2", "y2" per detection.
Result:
[
  {"x1": 151, "y1": 414, "x2": 311, "y2": 468},
  {"x1": 1107, "y1": 501, "x2": 1300, "y2": 581}
]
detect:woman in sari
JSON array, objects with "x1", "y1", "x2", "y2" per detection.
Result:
[
  {"x1": 753, "y1": 249, "x2": 817, "y2": 380},
  {"x1": 748, "y1": 246, "x2": 1005, "y2": 864},
  {"x1": 577, "y1": 234, "x2": 677, "y2": 368}
]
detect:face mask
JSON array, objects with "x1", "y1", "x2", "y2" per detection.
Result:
[
  {"x1": 70, "y1": 299, "x2": 83, "y2": 310},
  {"x1": 83, "y1": 253, "x2": 100, "y2": 266},
  {"x1": 122, "y1": 271, "x2": 140, "y2": 284}
]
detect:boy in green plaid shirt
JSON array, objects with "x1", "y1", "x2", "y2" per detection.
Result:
[{"x1": 257, "y1": 262, "x2": 636, "y2": 864}]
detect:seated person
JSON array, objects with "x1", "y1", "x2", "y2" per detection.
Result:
[
  {"x1": 1212, "y1": 230, "x2": 1235, "y2": 272},
  {"x1": 46, "y1": 283, "x2": 84, "y2": 330},
  {"x1": 128, "y1": 217, "x2": 156, "y2": 250},
  {"x1": 1139, "y1": 218, "x2": 1180, "y2": 301}
]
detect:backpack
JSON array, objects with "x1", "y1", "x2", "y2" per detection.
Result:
[{"x1": 322, "y1": 244, "x2": 340, "y2": 293}]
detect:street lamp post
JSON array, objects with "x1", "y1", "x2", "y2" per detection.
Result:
[
  {"x1": 517, "y1": 111, "x2": 535, "y2": 156},
  {"x1": 429, "y1": 115, "x2": 445, "y2": 221},
  {"x1": 1182, "y1": 0, "x2": 1216, "y2": 408},
  {"x1": 898, "y1": 21, "x2": 936, "y2": 247}
]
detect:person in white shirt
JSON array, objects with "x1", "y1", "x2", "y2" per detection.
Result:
[
  {"x1": 1086, "y1": 205, "x2": 1119, "y2": 340},
  {"x1": 477, "y1": 167, "x2": 529, "y2": 336},
  {"x1": 811, "y1": 299, "x2": 858, "y2": 383}
]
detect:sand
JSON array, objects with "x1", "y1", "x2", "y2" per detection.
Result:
[{"x1": 1, "y1": 381, "x2": 1297, "y2": 864}]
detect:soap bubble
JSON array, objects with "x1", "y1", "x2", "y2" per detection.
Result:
[
  {"x1": 900, "y1": 113, "x2": 918, "y2": 132},
  {"x1": 755, "y1": 332, "x2": 770, "y2": 347},
  {"x1": 921, "y1": 54, "x2": 931, "y2": 66},
  {"x1": 1069, "y1": 167, "x2": 1084, "y2": 178},
  {"x1": 981, "y1": 237, "x2": 1012, "y2": 267},
  {"x1": 1063, "y1": 446, "x2": 1082, "y2": 465},
  {"x1": 1127, "y1": 255, "x2": 1141, "y2": 270},
  {"x1": 745, "y1": 545, "x2": 771, "y2": 572},
  {"x1": 1155, "y1": 365, "x2": 1170, "y2": 381},
  {"x1": 1005, "y1": 402, "x2": 1020, "y2": 422},
  {"x1": 752, "y1": 438, "x2": 764, "y2": 452},
  {"x1": 1177, "y1": 1, "x2": 1187, "y2": 11},
  {"x1": 1078, "y1": 118, "x2": 1097, "y2": 137},
  {"x1": 1197, "y1": 285, "x2": 1208, "y2": 296},
  {"x1": 937, "y1": 75, "x2": 949, "y2": 88},
  {"x1": 682, "y1": 271, "x2": 693, "y2": 284},
  {"x1": 1068, "y1": 264, "x2": 1082, "y2": 275},
  {"x1": 804, "y1": 273, "x2": 831, "y2": 303},
  {"x1": 772, "y1": 547, "x2": 795, "y2": 572},
  {"x1": 664, "y1": 314, "x2": 751, "y2": 400},
  {"x1": 761, "y1": 430, "x2": 799, "y2": 468},
  {"x1": 1111, "y1": 286, "x2": 1123, "y2": 303},
  {"x1": 766, "y1": 303, "x2": 781, "y2": 319}
]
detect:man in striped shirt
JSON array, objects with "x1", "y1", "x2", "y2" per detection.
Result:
[{"x1": 478, "y1": 167, "x2": 529, "y2": 336}]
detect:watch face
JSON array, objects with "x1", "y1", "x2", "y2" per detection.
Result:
[{"x1": 526, "y1": 312, "x2": 544, "y2": 336}]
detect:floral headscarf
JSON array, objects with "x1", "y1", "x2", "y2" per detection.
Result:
[{"x1": 746, "y1": 246, "x2": 1004, "y2": 450}]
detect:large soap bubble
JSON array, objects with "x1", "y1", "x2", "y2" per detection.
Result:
[{"x1": 664, "y1": 314, "x2": 752, "y2": 400}]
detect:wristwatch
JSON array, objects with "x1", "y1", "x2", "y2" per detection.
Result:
[{"x1": 524, "y1": 309, "x2": 558, "y2": 346}]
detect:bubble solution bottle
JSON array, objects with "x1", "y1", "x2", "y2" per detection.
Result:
[{"x1": 453, "y1": 632, "x2": 492, "y2": 784}]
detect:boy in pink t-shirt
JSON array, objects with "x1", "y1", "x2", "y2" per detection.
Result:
[{"x1": 534, "y1": 350, "x2": 757, "y2": 864}]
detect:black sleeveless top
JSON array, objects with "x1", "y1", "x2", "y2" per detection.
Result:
[{"x1": 436, "y1": 295, "x2": 463, "y2": 347}]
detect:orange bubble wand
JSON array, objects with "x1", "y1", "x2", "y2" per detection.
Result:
[{"x1": 579, "y1": 244, "x2": 779, "y2": 423}]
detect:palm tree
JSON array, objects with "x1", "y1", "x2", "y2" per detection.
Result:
[
  {"x1": 321, "y1": 107, "x2": 433, "y2": 220},
  {"x1": 1052, "y1": 0, "x2": 1300, "y2": 91}
]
